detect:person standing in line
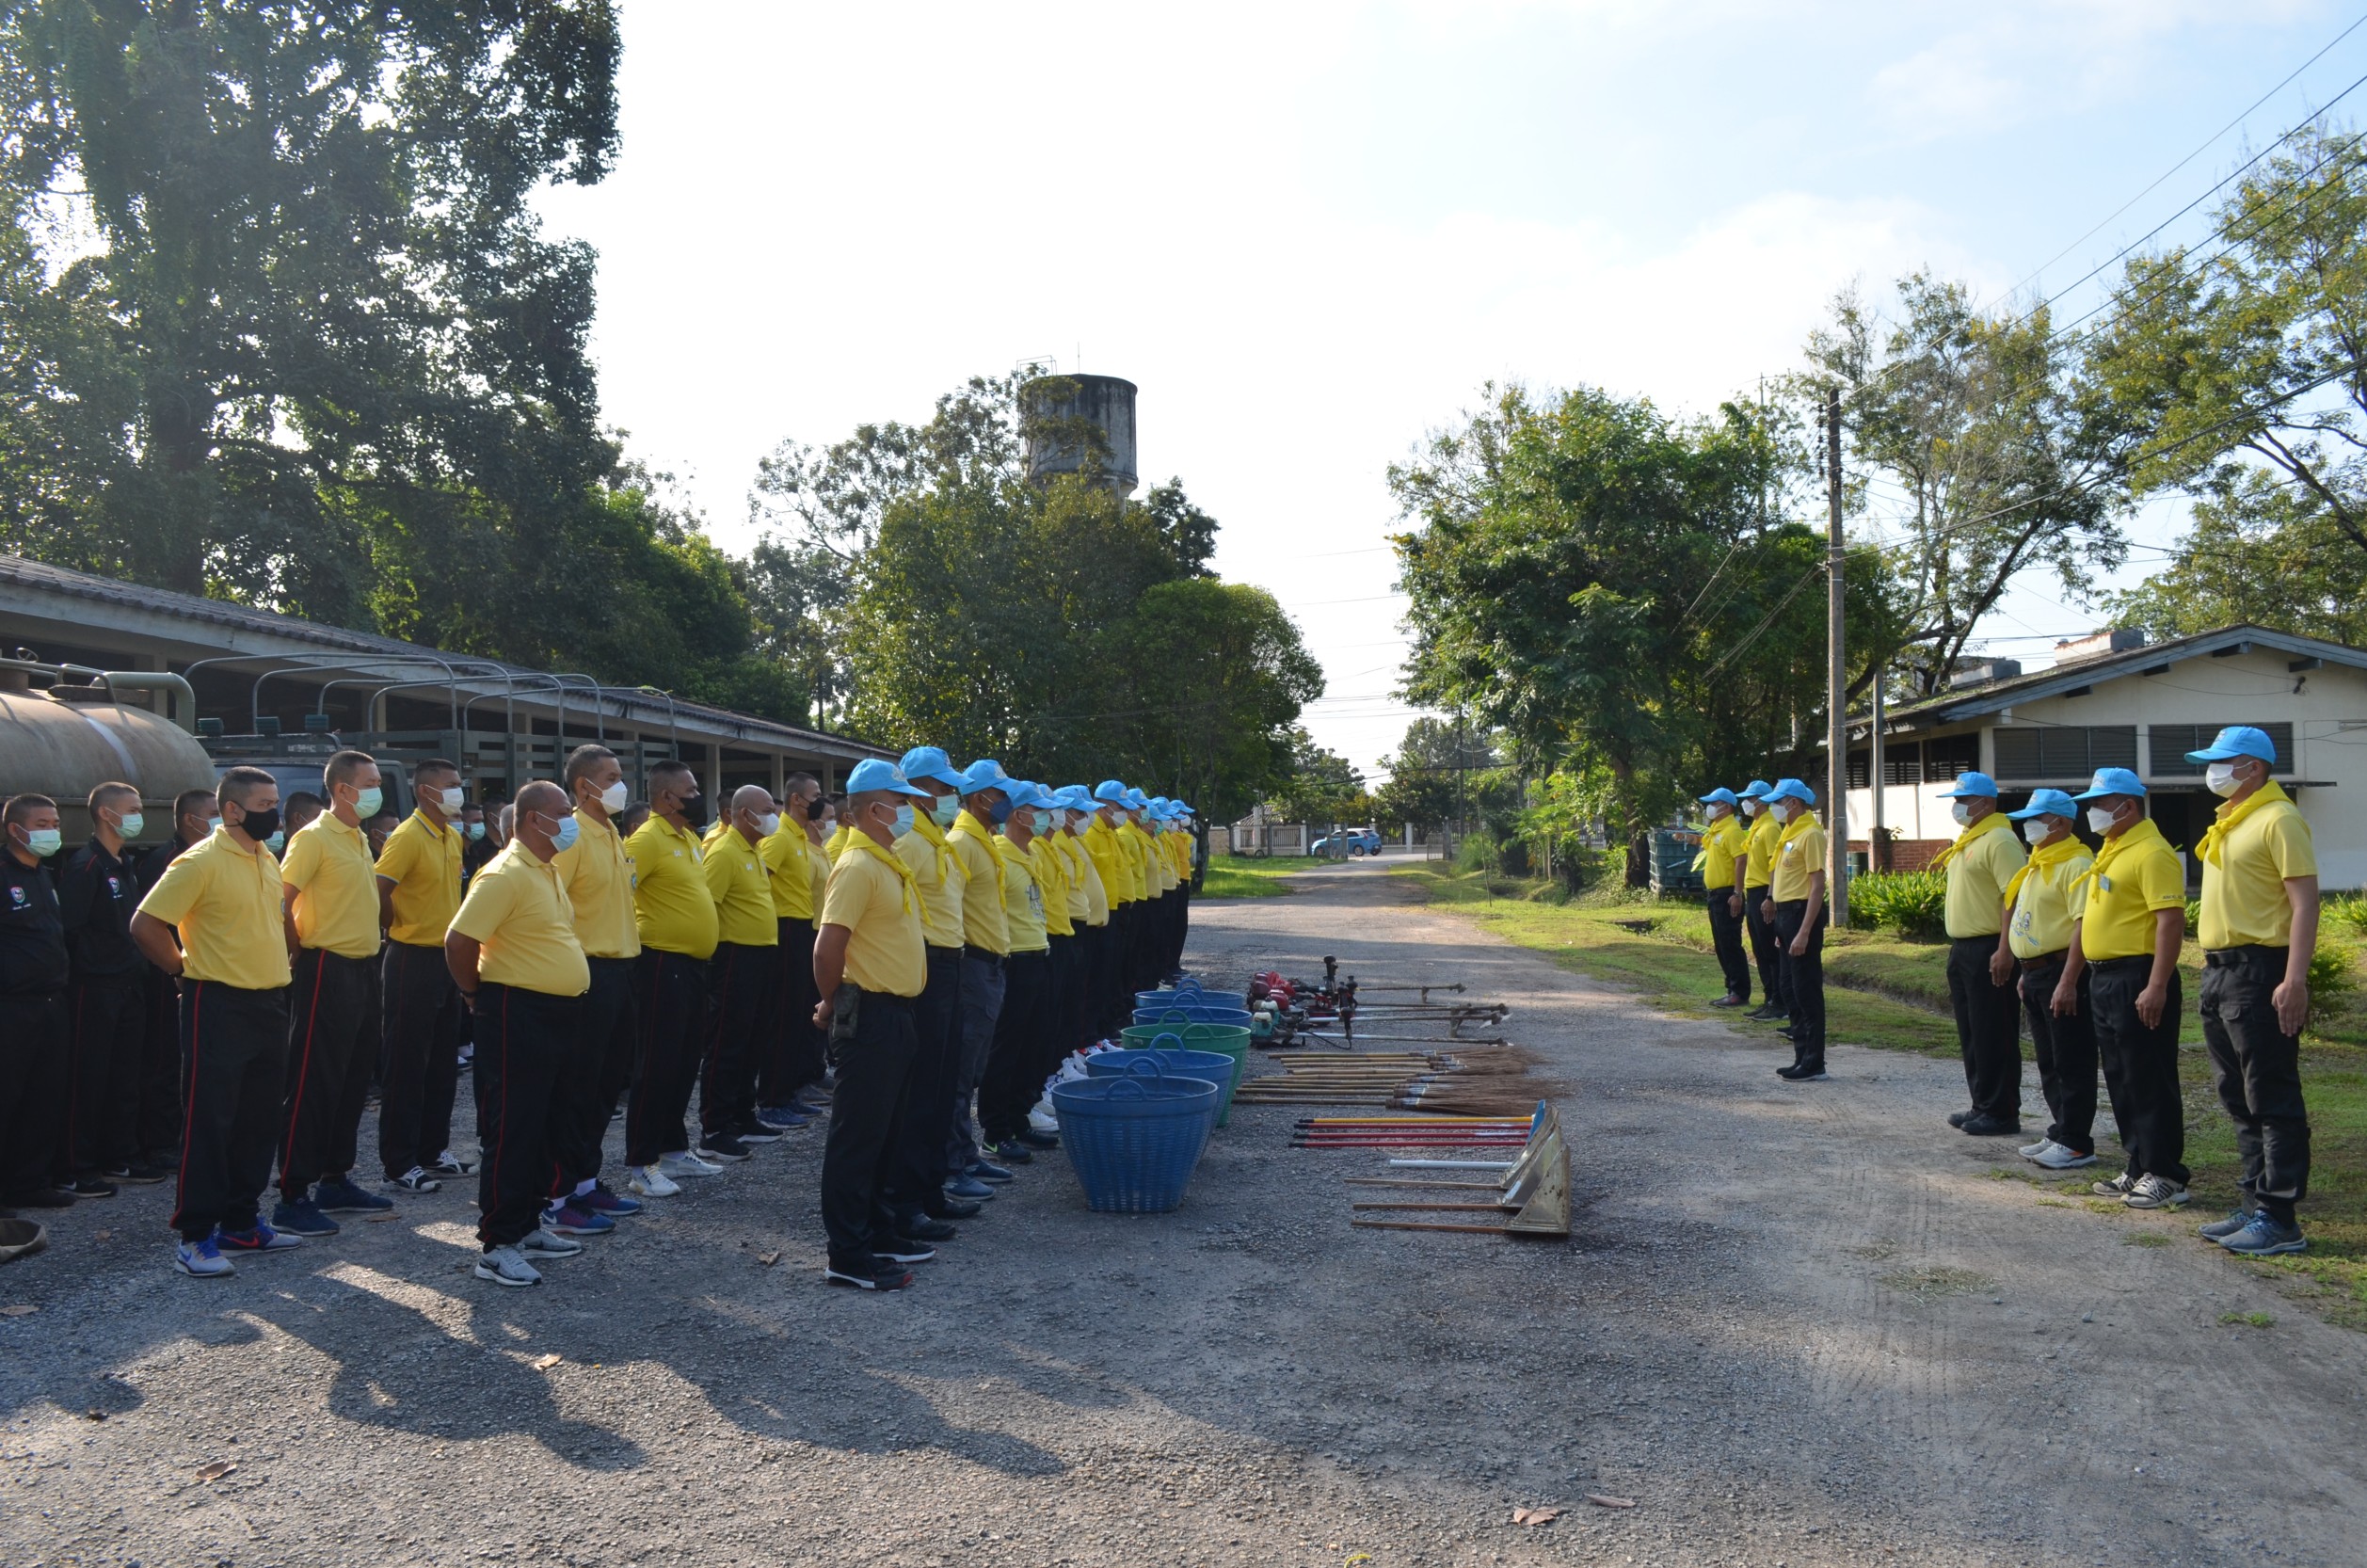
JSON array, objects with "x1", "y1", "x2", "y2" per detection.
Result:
[
  {"x1": 1761, "y1": 777, "x2": 1830, "y2": 1082},
  {"x1": 978, "y1": 781, "x2": 1054, "y2": 1165},
  {"x1": 56, "y1": 782, "x2": 154, "y2": 1195},
  {"x1": 1694, "y1": 787, "x2": 1751, "y2": 1009},
  {"x1": 1932, "y1": 772, "x2": 2028, "y2": 1137},
  {"x1": 623, "y1": 760, "x2": 721, "y2": 1194},
  {"x1": 1, "y1": 794, "x2": 72, "y2": 1215},
  {"x1": 280, "y1": 792, "x2": 325, "y2": 842},
  {"x1": 1052, "y1": 786, "x2": 1112, "y2": 1061},
  {"x1": 2185, "y1": 727, "x2": 2320, "y2": 1256},
  {"x1": 1117, "y1": 790, "x2": 1160, "y2": 994},
  {"x1": 446, "y1": 780, "x2": 592, "y2": 1288},
  {"x1": 2053, "y1": 768, "x2": 2190, "y2": 1211},
  {"x1": 375, "y1": 759, "x2": 471, "y2": 1192},
  {"x1": 1022, "y1": 785, "x2": 1075, "y2": 1151},
  {"x1": 1736, "y1": 780, "x2": 1785, "y2": 1023},
  {"x1": 812, "y1": 760, "x2": 936, "y2": 1290},
  {"x1": 696, "y1": 785, "x2": 783, "y2": 1164},
  {"x1": 756, "y1": 773, "x2": 826, "y2": 1131},
  {"x1": 886, "y1": 746, "x2": 979, "y2": 1237},
  {"x1": 542, "y1": 744, "x2": 644, "y2": 1224},
  {"x1": 1996, "y1": 790, "x2": 2099, "y2": 1172},
  {"x1": 945, "y1": 759, "x2": 1019, "y2": 1197},
  {"x1": 1084, "y1": 781, "x2": 1137, "y2": 1036},
  {"x1": 130, "y1": 768, "x2": 304, "y2": 1276},
  {"x1": 131, "y1": 789, "x2": 218, "y2": 1172},
  {"x1": 271, "y1": 750, "x2": 396, "y2": 1237}
]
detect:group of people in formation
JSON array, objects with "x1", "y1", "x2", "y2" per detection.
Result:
[
  {"x1": 0, "y1": 746, "x2": 1203, "y2": 1292},
  {"x1": 1690, "y1": 726, "x2": 2319, "y2": 1256}
]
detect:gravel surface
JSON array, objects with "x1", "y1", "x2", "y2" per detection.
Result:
[{"x1": 5, "y1": 858, "x2": 2364, "y2": 1568}]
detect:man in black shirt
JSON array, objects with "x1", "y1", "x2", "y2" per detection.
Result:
[
  {"x1": 56, "y1": 783, "x2": 158, "y2": 1195},
  {"x1": 132, "y1": 789, "x2": 218, "y2": 1170},
  {"x1": 2, "y1": 792, "x2": 72, "y2": 1213}
]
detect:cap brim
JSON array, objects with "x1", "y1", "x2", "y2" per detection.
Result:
[
  {"x1": 2183, "y1": 746, "x2": 2258, "y2": 763},
  {"x1": 1936, "y1": 785, "x2": 1993, "y2": 798},
  {"x1": 2069, "y1": 785, "x2": 2125, "y2": 802},
  {"x1": 910, "y1": 765, "x2": 967, "y2": 788},
  {"x1": 2005, "y1": 804, "x2": 2059, "y2": 819}
]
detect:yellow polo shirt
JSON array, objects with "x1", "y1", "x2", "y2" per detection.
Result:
[
  {"x1": 1699, "y1": 815, "x2": 1748, "y2": 892},
  {"x1": 1743, "y1": 810, "x2": 1780, "y2": 889},
  {"x1": 552, "y1": 808, "x2": 640, "y2": 960},
  {"x1": 2197, "y1": 783, "x2": 2317, "y2": 950},
  {"x1": 703, "y1": 825, "x2": 778, "y2": 948},
  {"x1": 947, "y1": 812, "x2": 1011, "y2": 953},
  {"x1": 820, "y1": 838, "x2": 925, "y2": 998},
  {"x1": 626, "y1": 814, "x2": 718, "y2": 960},
  {"x1": 1939, "y1": 814, "x2": 2025, "y2": 939},
  {"x1": 1067, "y1": 833, "x2": 1112, "y2": 925},
  {"x1": 449, "y1": 840, "x2": 589, "y2": 997},
  {"x1": 760, "y1": 824, "x2": 815, "y2": 921},
  {"x1": 2007, "y1": 837, "x2": 2093, "y2": 960},
  {"x1": 136, "y1": 827, "x2": 292, "y2": 991},
  {"x1": 375, "y1": 810, "x2": 463, "y2": 947},
  {"x1": 1120, "y1": 823, "x2": 1159, "y2": 899},
  {"x1": 1769, "y1": 813, "x2": 1827, "y2": 904},
  {"x1": 896, "y1": 813, "x2": 968, "y2": 950},
  {"x1": 1032, "y1": 837, "x2": 1075, "y2": 937},
  {"x1": 1084, "y1": 819, "x2": 1131, "y2": 905},
  {"x1": 996, "y1": 835, "x2": 1049, "y2": 953},
  {"x1": 805, "y1": 838, "x2": 831, "y2": 919},
  {"x1": 280, "y1": 811, "x2": 382, "y2": 960},
  {"x1": 2076, "y1": 818, "x2": 2187, "y2": 962},
  {"x1": 1052, "y1": 832, "x2": 1096, "y2": 925}
]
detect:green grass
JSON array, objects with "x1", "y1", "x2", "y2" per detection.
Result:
[
  {"x1": 1394, "y1": 863, "x2": 2367, "y2": 1331},
  {"x1": 1198, "y1": 854, "x2": 1330, "y2": 898}
]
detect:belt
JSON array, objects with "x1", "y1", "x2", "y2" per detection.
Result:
[
  {"x1": 2204, "y1": 944, "x2": 2286, "y2": 968},
  {"x1": 963, "y1": 945, "x2": 1005, "y2": 967},
  {"x1": 2090, "y1": 953, "x2": 2154, "y2": 970}
]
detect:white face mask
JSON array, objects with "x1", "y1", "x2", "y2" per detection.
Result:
[
  {"x1": 1740, "y1": 799, "x2": 1759, "y2": 817},
  {"x1": 2022, "y1": 820, "x2": 2052, "y2": 846},
  {"x1": 755, "y1": 812, "x2": 781, "y2": 837},
  {"x1": 437, "y1": 786, "x2": 465, "y2": 814},
  {"x1": 600, "y1": 780, "x2": 630, "y2": 814},
  {"x1": 2204, "y1": 761, "x2": 2243, "y2": 798},
  {"x1": 890, "y1": 804, "x2": 915, "y2": 838},
  {"x1": 2086, "y1": 806, "x2": 2120, "y2": 835},
  {"x1": 115, "y1": 811, "x2": 145, "y2": 840},
  {"x1": 1949, "y1": 800, "x2": 1975, "y2": 827},
  {"x1": 1769, "y1": 802, "x2": 1792, "y2": 824}
]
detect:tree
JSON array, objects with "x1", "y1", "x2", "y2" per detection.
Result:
[
  {"x1": 1265, "y1": 728, "x2": 1367, "y2": 825},
  {"x1": 2103, "y1": 476, "x2": 2367, "y2": 645},
  {"x1": 1116, "y1": 578, "x2": 1325, "y2": 824},
  {"x1": 1371, "y1": 717, "x2": 1508, "y2": 830}
]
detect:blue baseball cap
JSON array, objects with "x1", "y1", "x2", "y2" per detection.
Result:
[
  {"x1": 1053, "y1": 785, "x2": 1095, "y2": 810},
  {"x1": 2185, "y1": 725, "x2": 2278, "y2": 765},
  {"x1": 1740, "y1": 779, "x2": 1772, "y2": 799},
  {"x1": 1938, "y1": 771, "x2": 1999, "y2": 799},
  {"x1": 843, "y1": 758, "x2": 931, "y2": 800},
  {"x1": 1123, "y1": 788, "x2": 1150, "y2": 808},
  {"x1": 2007, "y1": 787, "x2": 2079, "y2": 821},
  {"x1": 1093, "y1": 778, "x2": 1129, "y2": 804},
  {"x1": 1697, "y1": 787, "x2": 1738, "y2": 807},
  {"x1": 1005, "y1": 779, "x2": 1054, "y2": 810},
  {"x1": 1764, "y1": 777, "x2": 1815, "y2": 805},
  {"x1": 899, "y1": 745, "x2": 967, "y2": 790},
  {"x1": 959, "y1": 759, "x2": 1018, "y2": 798},
  {"x1": 2071, "y1": 767, "x2": 2147, "y2": 802}
]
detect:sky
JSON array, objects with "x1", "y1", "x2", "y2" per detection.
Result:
[{"x1": 535, "y1": 0, "x2": 2367, "y2": 782}]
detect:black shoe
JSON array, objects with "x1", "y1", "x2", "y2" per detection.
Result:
[
  {"x1": 987, "y1": 1140, "x2": 1035, "y2": 1164},
  {"x1": 59, "y1": 1176, "x2": 119, "y2": 1200},
  {"x1": 873, "y1": 1238, "x2": 936, "y2": 1264},
  {"x1": 695, "y1": 1134, "x2": 751, "y2": 1163},
  {"x1": 1959, "y1": 1113, "x2": 2023, "y2": 1137},
  {"x1": 1744, "y1": 1004, "x2": 1777, "y2": 1020},
  {"x1": 1947, "y1": 1110, "x2": 1973, "y2": 1128},
  {"x1": 727, "y1": 1119, "x2": 783, "y2": 1144},
  {"x1": 1711, "y1": 994, "x2": 1747, "y2": 1008},
  {"x1": 1776, "y1": 1060, "x2": 1830, "y2": 1081},
  {"x1": 4, "y1": 1188, "x2": 73, "y2": 1209},
  {"x1": 105, "y1": 1161, "x2": 170, "y2": 1185},
  {"x1": 901, "y1": 1216, "x2": 959, "y2": 1242},
  {"x1": 1014, "y1": 1128, "x2": 1059, "y2": 1150},
  {"x1": 929, "y1": 1197, "x2": 984, "y2": 1220},
  {"x1": 826, "y1": 1259, "x2": 915, "y2": 1291}
]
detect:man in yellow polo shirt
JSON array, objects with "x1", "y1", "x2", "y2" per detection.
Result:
[
  {"x1": 1997, "y1": 790, "x2": 2098, "y2": 1171},
  {"x1": 1761, "y1": 777, "x2": 1831, "y2": 1082},
  {"x1": 944, "y1": 758, "x2": 1018, "y2": 1194},
  {"x1": 1932, "y1": 771, "x2": 2028, "y2": 1137},
  {"x1": 887, "y1": 746, "x2": 979, "y2": 1234},
  {"x1": 1117, "y1": 789, "x2": 1161, "y2": 996},
  {"x1": 977, "y1": 781, "x2": 1053, "y2": 1167},
  {"x1": 696, "y1": 785, "x2": 782, "y2": 1163},
  {"x1": 131, "y1": 767, "x2": 300, "y2": 1277},
  {"x1": 374, "y1": 756, "x2": 469, "y2": 1192},
  {"x1": 624, "y1": 760, "x2": 720, "y2": 1192},
  {"x1": 2052, "y1": 768, "x2": 2189, "y2": 1210},
  {"x1": 756, "y1": 772, "x2": 824, "y2": 1131},
  {"x1": 1051, "y1": 785, "x2": 1112, "y2": 1065},
  {"x1": 271, "y1": 749, "x2": 393, "y2": 1238},
  {"x1": 445, "y1": 780, "x2": 592, "y2": 1288},
  {"x1": 2185, "y1": 727, "x2": 2320, "y2": 1256},
  {"x1": 1694, "y1": 787, "x2": 1751, "y2": 1008},
  {"x1": 546, "y1": 744, "x2": 644, "y2": 1222},
  {"x1": 813, "y1": 759, "x2": 935, "y2": 1291},
  {"x1": 1736, "y1": 780, "x2": 1785, "y2": 1022},
  {"x1": 1085, "y1": 780, "x2": 1137, "y2": 1035},
  {"x1": 1021, "y1": 785, "x2": 1077, "y2": 1149}
]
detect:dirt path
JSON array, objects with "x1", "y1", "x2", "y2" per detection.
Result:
[{"x1": 5, "y1": 862, "x2": 2363, "y2": 1568}]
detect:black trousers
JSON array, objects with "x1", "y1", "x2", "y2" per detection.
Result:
[
  {"x1": 1099, "y1": 906, "x2": 1134, "y2": 1035},
  {"x1": 1744, "y1": 887, "x2": 1784, "y2": 1012},
  {"x1": 761, "y1": 918, "x2": 824, "y2": 1105},
  {"x1": 979, "y1": 948, "x2": 1050, "y2": 1144},
  {"x1": 700, "y1": 941, "x2": 774, "y2": 1139},
  {"x1": 472, "y1": 982, "x2": 584, "y2": 1248},
  {"x1": 0, "y1": 992, "x2": 68, "y2": 1199},
  {"x1": 554, "y1": 955, "x2": 637, "y2": 1196},
  {"x1": 2201, "y1": 946, "x2": 2311, "y2": 1224},
  {"x1": 172, "y1": 980, "x2": 290, "y2": 1242},
  {"x1": 627, "y1": 950, "x2": 710, "y2": 1166},
  {"x1": 66, "y1": 972, "x2": 146, "y2": 1176},
  {"x1": 379, "y1": 940, "x2": 463, "y2": 1178},
  {"x1": 1947, "y1": 936, "x2": 2023, "y2": 1121},
  {"x1": 1082, "y1": 922, "x2": 1117, "y2": 1046},
  {"x1": 2088, "y1": 956, "x2": 2187, "y2": 1184},
  {"x1": 1774, "y1": 900, "x2": 1827, "y2": 1058},
  {"x1": 1044, "y1": 933, "x2": 1082, "y2": 1093},
  {"x1": 139, "y1": 965, "x2": 184, "y2": 1159},
  {"x1": 1705, "y1": 886, "x2": 1750, "y2": 1000},
  {"x1": 277, "y1": 950, "x2": 380, "y2": 1198},
  {"x1": 820, "y1": 987, "x2": 919, "y2": 1269},
  {"x1": 884, "y1": 946, "x2": 964, "y2": 1224},
  {"x1": 2018, "y1": 953, "x2": 2098, "y2": 1155}
]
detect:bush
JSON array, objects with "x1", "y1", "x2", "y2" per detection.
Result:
[
  {"x1": 1847, "y1": 871, "x2": 1949, "y2": 941},
  {"x1": 1454, "y1": 831, "x2": 1499, "y2": 874},
  {"x1": 2310, "y1": 945, "x2": 2357, "y2": 1027},
  {"x1": 2327, "y1": 892, "x2": 2367, "y2": 937}
]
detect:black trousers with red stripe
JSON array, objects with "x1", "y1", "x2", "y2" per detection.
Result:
[
  {"x1": 626, "y1": 950, "x2": 710, "y2": 1167},
  {"x1": 379, "y1": 940, "x2": 463, "y2": 1179},
  {"x1": 138, "y1": 966, "x2": 184, "y2": 1160},
  {"x1": 471, "y1": 982, "x2": 583, "y2": 1249},
  {"x1": 64, "y1": 972, "x2": 145, "y2": 1177},
  {"x1": 552, "y1": 954, "x2": 637, "y2": 1197},
  {"x1": 701, "y1": 940, "x2": 774, "y2": 1140},
  {"x1": 0, "y1": 991, "x2": 68, "y2": 1200},
  {"x1": 277, "y1": 950, "x2": 380, "y2": 1199},
  {"x1": 172, "y1": 980, "x2": 290, "y2": 1242}
]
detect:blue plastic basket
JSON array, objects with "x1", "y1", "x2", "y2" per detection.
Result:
[
  {"x1": 1049, "y1": 1058, "x2": 1220, "y2": 1213},
  {"x1": 1131, "y1": 1003, "x2": 1254, "y2": 1029}
]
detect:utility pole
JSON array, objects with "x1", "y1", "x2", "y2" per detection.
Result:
[
  {"x1": 1869, "y1": 665, "x2": 1886, "y2": 872},
  {"x1": 1825, "y1": 387, "x2": 1850, "y2": 925},
  {"x1": 1454, "y1": 709, "x2": 1467, "y2": 864}
]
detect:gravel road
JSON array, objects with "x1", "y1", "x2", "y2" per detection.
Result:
[{"x1": 5, "y1": 858, "x2": 2363, "y2": 1568}]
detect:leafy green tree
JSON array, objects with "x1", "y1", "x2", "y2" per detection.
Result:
[
  {"x1": 1265, "y1": 728, "x2": 1367, "y2": 825},
  {"x1": 2103, "y1": 477, "x2": 2367, "y2": 644},
  {"x1": 1116, "y1": 579, "x2": 1324, "y2": 823},
  {"x1": 1372, "y1": 717, "x2": 1509, "y2": 830}
]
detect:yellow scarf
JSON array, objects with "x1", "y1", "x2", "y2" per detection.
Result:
[
  {"x1": 849, "y1": 833, "x2": 918, "y2": 915},
  {"x1": 1775, "y1": 809, "x2": 1819, "y2": 856},
  {"x1": 2195, "y1": 780, "x2": 2289, "y2": 869},
  {"x1": 2069, "y1": 816, "x2": 2167, "y2": 903},
  {"x1": 948, "y1": 811, "x2": 1009, "y2": 894},
  {"x1": 1688, "y1": 812, "x2": 1743, "y2": 873},
  {"x1": 1926, "y1": 806, "x2": 2011, "y2": 872},
  {"x1": 2003, "y1": 829, "x2": 2083, "y2": 910}
]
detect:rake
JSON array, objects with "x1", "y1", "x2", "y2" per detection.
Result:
[{"x1": 1349, "y1": 1126, "x2": 1570, "y2": 1238}]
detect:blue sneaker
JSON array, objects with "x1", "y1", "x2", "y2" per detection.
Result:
[
  {"x1": 2218, "y1": 1213, "x2": 2307, "y2": 1256},
  {"x1": 943, "y1": 1176, "x2": 996, "y2": 1201},
  {"x1": 217, "y1": 1219, "x2": 305, "y2": 1253},
  {"x1": 314, "y1": 1176, "x2": 393, "y2": 1213},
  {"x1": 174, "y1": 1234, "x2": 234, "y2": 1278},
  {"x1": 543, "y1": 1201, "x2": 616, "y2": 1237},
  {"x1": 579, "y1": 1184, "x2": 642, "y2": 1218},
  {"x1": 270, "y1": 1196, "x2": 340, "y2": 1237},
  {"x1": 756, "y1": 1104, "x2": 811, "y2": 1130},
  {"x1": 2199, "y1": 1208, "x2": 2255, "y2": 1241},
  {"x1": 968, "y1": 1159, "x2": 1015, "y2": 1184}
]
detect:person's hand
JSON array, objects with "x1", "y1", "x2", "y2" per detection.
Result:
[
  {"x1": 2136, "y1": 981, "x2": 2167, "y2": 1029},
  {"x1": 1760, "y1": 899, "x2": 1774, "y2": 924},
  {"x1": 1788, "y1": 934, "x2": 1807, "y2": 957},
  {"x1": 1728, "y1": 894, "x2": 1742, "y2": 919},
  {"x1": 812, "y1": 998, "x2": 834, "y2": 1031},
  {"x1": 2273, "y1": 977, "x2": 2310, "y2": 1037},
  {"x1": 1989, "y1": 951, "x2": 2015, "y2": 987},
  {"x1": 2051, "y1": 981, "x2": 2078, "y2": 1018}
]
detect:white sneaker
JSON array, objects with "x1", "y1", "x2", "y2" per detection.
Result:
[
  {"x1": 2032, "y1": 1142, "x2": 2098, "y2": 1170},
  {"x1": 2091, "y1": 1171, "x2": 2136, "y2": 1198},
  {"x1": 518, "y1": 1227, "x2": 584, "y2": 1257},
  {"x1": 2017, "y1": 1137, "x2": 2054, "y2": 1160},
  {"x1": 657, "y1": 1151, "x2": 723, "y2": 1178},
  {"x1": 2123, "y1": 1174, "x2": 2189, "y2": 1209},
  {"x1": 629, "y1": 1163, "x2": 680, "y2": 1197},
  {"x1": 474, "y1": 1245, "x2": 541, "y2": 1287},
  {"x1": 1028, "y1": 1101, "x2": 1060, "y2": 1135}
]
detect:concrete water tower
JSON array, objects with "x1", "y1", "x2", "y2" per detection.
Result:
[{"x1": 1023, "y1": 373, "x2": 1139, "y2": 496}]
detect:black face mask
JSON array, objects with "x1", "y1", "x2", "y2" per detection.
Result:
[
  {"x1": 677, "y1": 790, "x2": 709, "y2": 830},
  {"x1": 237, "y1": 806, "x2": 281, "y2": 845}
]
